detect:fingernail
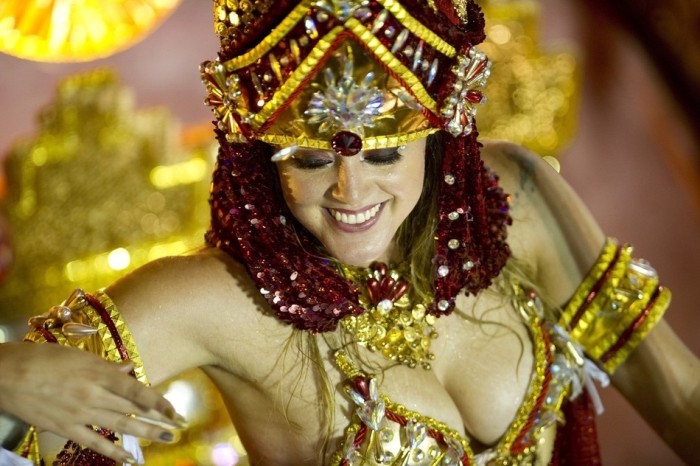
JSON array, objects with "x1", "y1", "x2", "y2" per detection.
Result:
[
  {"x1": 173, "y1": 413, "x2": 189, "y2": 429},
  {"x1": 123, "y1": 455, "x2": 138, "y2": 464},
  {"x1": 159, "y1": 431, "x2": 174, "y2": 442}
]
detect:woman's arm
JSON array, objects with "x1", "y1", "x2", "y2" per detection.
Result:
[
  {"x1": 483, "y1": 140, "x2": 700, "y2": 463},
  {"x1": 0, "y1": 249, "x2": 233, "y2": 462},
  {"x1": 612, "y1": 320, "x2": 700, "y2": 463}
]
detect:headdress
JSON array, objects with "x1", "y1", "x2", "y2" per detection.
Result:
[{"x1": 202, "y1": 0, "x2": 511, "y2": 333}]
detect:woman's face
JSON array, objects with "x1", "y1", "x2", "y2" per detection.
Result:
[{"x1": 276, "y1": 138, "x2": 426, "y2": 267}]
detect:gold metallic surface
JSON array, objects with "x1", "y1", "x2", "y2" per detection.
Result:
[
  {"x1": 478, "y1": 0, "x2": 580, "y2": 156},
  {"x1": 0, "y1": 70, "x2": 214, "y2": 322},
  {"x1": 559, "y1": 238, "x2": 671, "y2": 374},
  {"x1": 0, "y1": 0, "x2": 181, "y2": 62}
]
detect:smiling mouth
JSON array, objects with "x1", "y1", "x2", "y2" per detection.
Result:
[{"x1": 328, "y1": 204, "x2": 382, "y2": 225}]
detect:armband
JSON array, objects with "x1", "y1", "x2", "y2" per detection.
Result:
[
  {"x1": 16, "y1": 289, "x2": 147, "y2": 465},
  {"x1": 559, "y1": 238, "x2": 670, "y2": 374}
]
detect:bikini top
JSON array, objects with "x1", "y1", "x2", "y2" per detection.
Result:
[{"x1": 328, "y1": 285, "x2": 571, "y2": 466}]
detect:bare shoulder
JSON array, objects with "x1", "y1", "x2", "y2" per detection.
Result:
[
  {"x1": 480, "y1": 140, "x2": 606, "y2": 304},
  {"x1": 104, "y1": 247, "x2": 279, "y2": 384}
]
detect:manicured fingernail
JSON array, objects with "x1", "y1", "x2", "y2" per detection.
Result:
[
  {"x1": 123, "y1": 455, "x2": 138, "y2": 464},
  {"x1": 160, "y1": 431, "x2": 174, "y2": 442}
]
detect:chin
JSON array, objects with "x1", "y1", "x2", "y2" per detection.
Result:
[{"x1": 324, "y1": 241, "x2": 394, "y2": 268}]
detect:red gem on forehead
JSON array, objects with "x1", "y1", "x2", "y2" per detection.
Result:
[{"x1": 331, "y1": 131, "x2": 363, "y2": 156}]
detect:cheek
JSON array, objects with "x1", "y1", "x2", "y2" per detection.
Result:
[{"x1": 277, "y1": 169, "x2": 324, "y2": 208}]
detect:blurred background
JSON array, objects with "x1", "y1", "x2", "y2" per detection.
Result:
[{"x1": 0, "y1": 0, "x2": 698, "y2": 464}]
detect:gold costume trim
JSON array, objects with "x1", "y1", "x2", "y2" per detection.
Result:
[
  {"x1": 18, "y1": 290, "x2": 148, "y2": 464},
  {"x1": 223, "y1": 1, "x2": 313, "y2": 71},
  {"x1": 380, "y1": 0, "x2": 456, "y2": 57},
  {"x1": 559, "y1": 238, "x2": 670, "y2": 374},
  {"x1": 345, "y1": 17, "x2": 438, "y2": 113}
]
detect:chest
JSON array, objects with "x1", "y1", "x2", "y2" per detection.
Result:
[{"x1": 209, "y1": 294, "x2": 541, "y2": 453}]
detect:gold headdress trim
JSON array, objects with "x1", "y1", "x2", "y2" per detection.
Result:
[
  {"x1": 222, "y1": 0, "x2": 456, "y2": 73},
  {"x1": 251, "y1": 25, "x2": 345, "y2": 129},
  {"x1": 348, "y1": 18, "x2": 439, "y2": 113},
  {"x1": 249, "y1": 21, "x2": 439, "y2": 132},
  {"x1": 258, "y1": 128, "x2": 439, "y2": 151},
  {"x1": 224, "y1": 1, "x2": 313, "y2": 71},
  {"x1": 381, "y1": 0, "x2": 456, "y2": 57}
]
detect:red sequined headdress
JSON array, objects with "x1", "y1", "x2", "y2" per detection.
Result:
[{"x1": 202, "y1": 0, "x2": 511, "y2": 333}]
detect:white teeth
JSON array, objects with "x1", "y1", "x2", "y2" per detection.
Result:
[{"x1": 330, "y1": 204, "x2": 381, "y2": 225}]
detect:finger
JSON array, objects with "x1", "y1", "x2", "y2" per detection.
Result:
[
  {"x1": 101, "y1": 372, "x2": 176, "y2": 419},
  {"x1": 92, "y1": 410, "x2": 179, "y2": 445}
]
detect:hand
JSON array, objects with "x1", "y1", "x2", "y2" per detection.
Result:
[{"x1": 0, "y1": 342, "x2": 185, "y2": 464}]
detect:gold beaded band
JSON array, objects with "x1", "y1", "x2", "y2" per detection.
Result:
[
  {"x1": 24, "y1": 289, "x2": 148, "y2": 384},
  {"x1": 559, "y1": 238, "x2": 671, "y2": 374},
  {"x1": 18, "y1": 290, "x2": 148, "y2": 464}
]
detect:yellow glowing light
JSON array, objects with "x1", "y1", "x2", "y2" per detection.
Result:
[
  {"x1": 107, "y1": 247, "x2": 131, "y2": 270},
  {"x1": 489, "y1": 24, "x2": 512, "y2": 45},
  {"x1": 0, "y1": 0, "x2": 181, "y2": 62},
  {"x1": 150, "y1": 158, "x2": 209, "y2": 189}
]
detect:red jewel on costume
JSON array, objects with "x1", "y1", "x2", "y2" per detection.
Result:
[{"x1": 331, "y1": 130, "x2": 363, "y2": 156}]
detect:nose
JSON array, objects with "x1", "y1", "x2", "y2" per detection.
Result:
[{"x1": 331, "y1": 159, "x2": 365, "y2": 205}]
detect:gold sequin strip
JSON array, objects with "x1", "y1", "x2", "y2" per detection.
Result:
[{"x1": 559, "y1": 238, "x2": 671, "y2": 374}]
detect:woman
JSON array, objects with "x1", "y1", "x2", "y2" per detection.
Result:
[{"x1": 1, "y1": 0, "x2": 699, "y2": 464}]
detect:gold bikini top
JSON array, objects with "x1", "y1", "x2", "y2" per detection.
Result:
[{"x1": 328, "y1": 282, "x2": 570, "y2": 466}]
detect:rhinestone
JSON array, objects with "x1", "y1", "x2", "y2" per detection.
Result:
[
  {"x1": 371, "y1": 9, "x2": 388, "y2": 33},
  {"x1": 290, "y1": 271, "x2": 298, "y2": 280},
  {"x1": 299, "y1": 35, "x2": 309, "y2": 47},
  {"x1": 412, "y1": 450, "x2": 425, "y2": 462},
  {"x1": 463, "y1": 260, "x2": 474, "y2": 270},
  {"x1": 391, "y1": 28, "x2": 409, "y2": 53},
  {"x1": 448, "y1": 211, "x2": 459, "y2": 220},
  {"x1": 280, "y1": 56, "x2": 290, "y2": 66},
  {"x1": 427, "y1": 58, "x2": 439, "y2": 86},
  {"x1": 378, "y1": 428, "x2": 394, "y2": 442},
  {"x1": 403, "y1": 45, "x2": 414, "y2": 57},
  {"x1": 260, "y1": 288, "x2": 270, "y2": 294},
  {"x1": 448, "y1": 239, "x2": 459, "y2": 249},
  {"x1": 384, "y1": 26, "x2": 396, "y2": 38},
  {"x1": 629, "y1": 259, "x2": 657, "y2": 277},
  {"x1": 377, "y1": 299, "x2": 393, "y2": 314},
  {"x1": 438, "y1": 265, "x2": 449, "y2": 277},
  {"x1": 316, "y1": 11, "x2": 329, "y2": 22},
  {"x1": 444, "y1": 174, "x2": 455, "y2": 185},
  {"x1": 421, "y1": 59, "x2": 429, "y2": 71},
  {"x1": 279, "y1": 215, "x2": 287, "y2": 224},
  {"x1": 305, "y1": 17, "x2": 319, "y2": 39},
  {"x1": 438, "y1": 300, "x2": 449, "y2": 311}
]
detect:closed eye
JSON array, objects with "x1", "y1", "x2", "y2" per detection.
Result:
[
  {"x1": 291, "y1": 152, "x2": 334, "y2": 170},
  {"x1": 362, "y1": 149, "x2": 403, "y2": 166}
]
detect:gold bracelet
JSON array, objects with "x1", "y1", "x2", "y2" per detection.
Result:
[{"x1": 559, "y1": 238, "x2": 670, "y2": 374}]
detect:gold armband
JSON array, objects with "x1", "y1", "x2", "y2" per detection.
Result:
[
  {"x1": 16, "y1": 289, "x2": 147, "y2": 464},
  {"x1": 559, "y1": 238, "x2": 670, "y2": 374}
]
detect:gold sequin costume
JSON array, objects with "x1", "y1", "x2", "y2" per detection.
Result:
[{"x1": 14, "y1": 238, "x2": 669, "y2": 464}]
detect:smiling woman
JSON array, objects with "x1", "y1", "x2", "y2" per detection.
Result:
[
  {"x1": 276, "y1": 141, "x2": 425, "y2": 267},
  {"x1": 1, "y1": 0, "x2": 699, "y2": 465}
]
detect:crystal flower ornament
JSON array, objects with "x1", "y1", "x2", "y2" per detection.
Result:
[
  {"x1": 304, "y1": 56, "x2": 384, "y2": 155},
  {"x1": 441, "y1": 47, "x2": 491, "y2": 136}
]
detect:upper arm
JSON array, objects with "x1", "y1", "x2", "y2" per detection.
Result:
[
  {"x1": 104, "y1": 249, "x2": 246, "y2": 385},
  {"x1": 481, "y1": 140, "x2": 605, "y2": 304},
  {"x1": 483, "y1": 141, "x2": 700, "y2": 459}
]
